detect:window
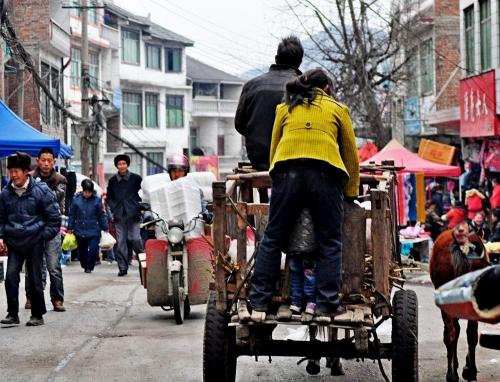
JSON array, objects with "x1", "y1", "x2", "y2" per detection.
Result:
[
  {"x1": 464, "y1": 6, "x2": 475, "y2": 75},
  {"x1": 126, "y1": 153, "x2": 143, "y2": 176},
  {"x1": 146, "y1": 152, "x2": 164, "y2": 175},
  {"x1": 122, "y1": 92, "x2": 142, "y2": 128},
  {"x1": 146, "y1": 44, "x2": 161, "y2": 70},
  {"x1": 193, "y1": 83, "x2": 218, "y2": 98},
  {"x1": 89, "y1": 52, "x2": 99, "y2": 89},
  {"x1": 40, "y1": 63, "x2": 62, "y2": 129},
  {"x1": 166, "y1": 95, "x2": 184, "y2": 128},
  {"x1": 165, "y1": 47, "x2": 182, "y2": 72},
  {"x1": 480, "y1": 0, "x2": 491, "y2": 71},
  {"x1": 406, "y1": 48, "x2": 418, "y2": 97},
  {"x1": 71, "y1": 47, "x2": 81, "y2": 88},
  {"x1": 122, "y1": 29, "x2": 140, "y2": 65},
  {"x1": 70, "y1": 1, "x2": 97, "y2": 24},
  {"x1": 419, "y1": 39, "x2": 434, "y2": 95},
  {"x1": 145, "y1": 93, "x2": 159, "y2": 127}
]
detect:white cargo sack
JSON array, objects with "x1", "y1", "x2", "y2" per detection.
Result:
[{"x1": 99, "y1": 231, "x2": 116, "y2": 250}]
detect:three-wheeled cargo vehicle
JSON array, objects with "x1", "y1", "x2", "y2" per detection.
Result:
[{"x1": 203, "y1": 164, "x2": 419, "y2": 381}]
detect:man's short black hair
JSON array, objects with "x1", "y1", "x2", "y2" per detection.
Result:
[
  {"x1": 275, "y1": 36, "x2": 303, "y2": 68},
  {"x1": 38, "y1": 147, "x2": 55, "y2": 158}
]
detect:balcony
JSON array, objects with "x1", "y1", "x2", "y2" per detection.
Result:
[
  {"x1": 102, "y1": 24, "x2": 119, "y2": 50},
  {"x1": 48, "y1": 19, "x2": 71, "y2": 57},
  {"x1": 192, "y1": 99, "x2": 238, "y2": 117}
]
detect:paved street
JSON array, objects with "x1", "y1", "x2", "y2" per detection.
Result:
[{"x1": 0, "y1": 262, "x2": 499, "y2": 382}]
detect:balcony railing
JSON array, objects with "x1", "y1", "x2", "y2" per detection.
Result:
[
  {"x1": 192, "y1": 99, "x2": 238, "y2": 116},
  {"x1": 101, "y1": 24, "x2": 119, "y2": 49},
  {"x1": 49, "y1": 19, "x2": 71, "y2": 57}
]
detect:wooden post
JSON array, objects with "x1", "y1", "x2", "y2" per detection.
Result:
[
  {"x1": 212, "y1": 181, "x2": 227, "y2": 310},
  {"x1": 371, "y1": 189, "x2": 390, "y2": 309},
  {"x1": 342, "y1": 201, "x2": 366, "y2": 296},
  {"x1": 236, "y1": 202, "x2": 248, "y2": 297}
]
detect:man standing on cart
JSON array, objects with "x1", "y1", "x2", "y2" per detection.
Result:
[
  {"x1": 249, "y1": 69, "x2": 359, "y2": 323},
  {"x1": 235, "y1": 36, "x2": 303, "y2": 202}
]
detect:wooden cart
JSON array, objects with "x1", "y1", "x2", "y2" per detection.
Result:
[{"x1": 203, "y1": 166, "x2": 418, "y2": 382}]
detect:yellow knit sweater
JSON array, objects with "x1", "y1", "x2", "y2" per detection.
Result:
[{"x1": 269, "y1": 89, "x2": 360, "y2": 197}]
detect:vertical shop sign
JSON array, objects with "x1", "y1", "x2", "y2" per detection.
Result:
[{"x1": 460, "y1": 70, "x2": 500, "y2": 137}]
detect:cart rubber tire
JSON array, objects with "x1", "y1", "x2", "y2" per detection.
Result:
[
  {"x1": 203, "y1": 290, "x2": 236, "y2": 382},
  {"x1": 392, "y1": 289, "x2": 418, "y2": 382},
  {"x1": 184, "y1": 296, "x2": 191, "y2": 318},
  {"x1": 172, "y1": 272, "x2": 184, "y2": 325}
]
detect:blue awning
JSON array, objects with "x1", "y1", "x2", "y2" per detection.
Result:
[{"x1": 0, "y1": 100, "x2": 72, "y2": 158}]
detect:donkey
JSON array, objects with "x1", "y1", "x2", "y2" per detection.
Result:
[{"x1": 429, "y1": 221, "x2": 490, "y2": 382}]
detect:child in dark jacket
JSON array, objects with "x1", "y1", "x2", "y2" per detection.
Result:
[{"x1": 68, "y1": 179, "x2": 108, "y2": 273}]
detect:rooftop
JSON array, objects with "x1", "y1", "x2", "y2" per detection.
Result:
[
  {"x1": 104, "y1": 1, "x2": 194, "y2": 46},
  {"x1": 187, "y1": 56, "x2": 243, "y2": 83}
]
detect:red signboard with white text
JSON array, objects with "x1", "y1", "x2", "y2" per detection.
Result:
[{"x1": 460, "y1": 70, "x2": 500, "y2": 137}]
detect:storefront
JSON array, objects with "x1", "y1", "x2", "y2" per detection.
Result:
[{"x1": 460, "y1": 70, "x2": 500, "y2": 191}]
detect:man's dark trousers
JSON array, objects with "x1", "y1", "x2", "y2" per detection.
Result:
[
  {"x1": 249, "y1": 161, "x2": 344, "y2": 315},
  {"x1": 5, "y1": 241, "x2": 47, "y2": 317}
]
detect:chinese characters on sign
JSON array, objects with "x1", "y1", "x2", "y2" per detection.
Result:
[{"x1": 460, "y1": 70, "x2": 499, "y2": 137}]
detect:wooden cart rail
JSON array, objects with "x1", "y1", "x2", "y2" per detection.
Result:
[{"x1": 212, "y1": 168, "x2": 400, "y2": 315}]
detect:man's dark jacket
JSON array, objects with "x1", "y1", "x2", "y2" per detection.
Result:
[
  {"x1": 106, "y1": 172, "x2": 142, "y2": 223},
  {"x1": 235, "y1": 64, "x2": 301, "y2": 170},
  {"x1": 0, "y1": 176, "x2": 61, "y2": 251}
]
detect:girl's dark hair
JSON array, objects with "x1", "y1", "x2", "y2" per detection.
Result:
[
  {"x1": 285, "y1": 68, "x2": 332, "y2": 112},
  {"x1": 493, "y1": 208, "x2": 500, "y2": 220},
  {"x1": 81, "y1": 179, "x2": 94, "y2": 192}
]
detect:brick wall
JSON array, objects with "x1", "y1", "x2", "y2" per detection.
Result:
[
  {"x1": 434, "y1": 0, "x2": 460, "y2": 112},
  {"x1": 4, "y1": 0, "x2": 51, "y2": 130},
  {"x1": 435, "y1": 0, "x2": 460, "y2": 17}
]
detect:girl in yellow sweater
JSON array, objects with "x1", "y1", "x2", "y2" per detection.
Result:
[{"x1": 249, "y1": 68, "x2": 359, "y2": 323}]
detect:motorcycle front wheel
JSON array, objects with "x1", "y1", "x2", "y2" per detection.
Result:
[{"x1": 172, "y1": 272, "x2": 185, "y2": 324}]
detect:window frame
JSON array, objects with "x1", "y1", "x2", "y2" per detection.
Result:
[
  {"x1": 122, "y1": 91, "x2": 143, "y2": 129},
  {"x1": 419, "y1": 38, "x2": 434, "y2": 95},
  {"x1": 126, "y1": 152, "x2": 143, "y2": 176},
  {"x1": 145, "y1": 44, "x2": 162, "y2": 70},
  {"x1": 70, "y1": 47, "x2": 81, "y2": 88},
  {"x1": 146, "y1": 152, "x2": 164, "y2": 175},
  {"x1": 480, "y1": 0, "x2": 491, "y2": 71},
  {"x1": 165, "y1": 47, "x2": 182, "y2": 73},
  {"x1": 464, "y1": 6, "x2": 475, "y2": 76},
  {"x1": 145, "y1": 92, "x2": 159, "y2": 128},
  {"x1": 89, "y1": 51, "x2": 99, "y2": 90},
  {"x1": 121, "y1": 28, "x2": 140, "y2": 65},
  {"x1": 166, "y1": 95, "x2": 184, "y2": 128}
]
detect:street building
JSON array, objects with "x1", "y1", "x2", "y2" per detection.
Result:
[
  {"x1": 391, "y1": 0, "x2": 461, "y2": 152},
  {"x1": 186, "y1": 56, "x2": 244, "y2": 177},
  {"x1": 102, "y1": 1, "x2": 193, "y2": 180},
  {"x1": 2, "y1": 0, "x2": 71, "y2": 141},
  {"x1": 458, "y1": 0, "x2": 500, "y2": 182}
]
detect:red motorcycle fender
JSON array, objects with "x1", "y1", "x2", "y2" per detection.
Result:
[{"x1": 145, "y1": 239, "x2": 170, "y2": 307}]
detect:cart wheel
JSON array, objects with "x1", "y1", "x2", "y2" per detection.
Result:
[
  {"x1": 203, "y1": 290, "x2": 236, "y2": 382},
  {"x1": 184, "y1": 296, "x2": 191, "y2": 318},
  {"x1": 172, "y1": 272, "x2": 184, "y2": 325},
  {"x1": 392, "y1": 289, "x2": 418, "y2": 382}
]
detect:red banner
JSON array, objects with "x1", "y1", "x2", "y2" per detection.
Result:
[
  {"x1": 460, "y1": 70, "x2": 500, "y2": 137},
  {"x1": 190, "y1": 156, "x2": 219, "y2": 179}
]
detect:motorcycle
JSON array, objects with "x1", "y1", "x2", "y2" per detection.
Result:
[{"x1": 139, "y1": 203, "x2": 206, "y2": 324}]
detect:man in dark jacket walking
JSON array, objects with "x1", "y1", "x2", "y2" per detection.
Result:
[
  {"x1": 25, "y1": 147, "x2": 66, "y2": 312},
  {"x1": 235, "y1": 36, "x2": 303, "y2": 173},
  {"x1": 106, "y1": 154, "x2": 143, "y2": 276},
  {"x1": 0, "y1": 152, "x2": 61, "y2": 326}
]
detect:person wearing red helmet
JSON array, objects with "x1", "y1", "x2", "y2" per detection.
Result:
[
  {"x1": 167, "y1": 154, "x2": 190, "y2": 181},
  {"x1": 166, "y1": 154, "x2": 213, "y2": 223}
]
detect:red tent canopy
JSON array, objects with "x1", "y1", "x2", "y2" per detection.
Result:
[{"x1": 360, "y1": 139, "x2": 461, "y2": 177}]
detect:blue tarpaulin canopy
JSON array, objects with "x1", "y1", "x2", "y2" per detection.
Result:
[{"x1": 0, "y1": 100, "x2": 72, "y2": 158}]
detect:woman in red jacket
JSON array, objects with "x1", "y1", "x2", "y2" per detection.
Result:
[{"x1": 442, "y1": 200, "x2": 467, "y2": 229}]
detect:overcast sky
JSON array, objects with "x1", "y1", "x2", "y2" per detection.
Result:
[{"x1": 112, "y1": 0, "x2": 394, "y2": 77}]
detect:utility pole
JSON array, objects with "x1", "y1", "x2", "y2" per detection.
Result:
[{"x1": 80, "y1": 0, "x2": 90, "y2": 177}]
